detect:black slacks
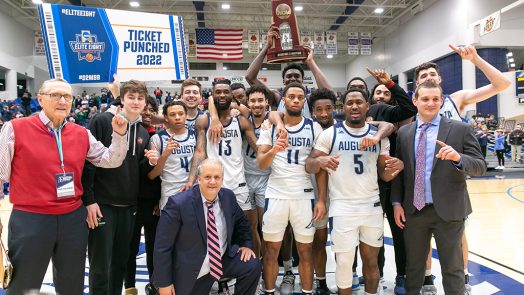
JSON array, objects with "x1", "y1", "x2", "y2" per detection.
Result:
[
  {"x1": 88, "y1": 204, "x2": 136, "y2": 295},
  {"x1": 7, "y1": 206, "x2": 88, "y2": 295},
  {"x1": 404, "y1": 205, "x2": 465, "y2": 295}
]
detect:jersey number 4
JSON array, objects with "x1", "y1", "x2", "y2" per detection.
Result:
[{"x1": 180, "y1": 157, "x2": 189, "y2": 173}]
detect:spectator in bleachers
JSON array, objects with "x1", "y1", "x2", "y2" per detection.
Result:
[
  {"x1": 21, "y1": 91, "x2": 32, "y2": 116},
  {"x1": 494, "y1": 129, "x2": 506, "y2": 169},
  {"x1": 486, "y1": 114, "x2": 498, "y2": 130},
  {"x1": 476, "y1": 126, "x2": 489, "y2": 158},
  {"x1": 1, "y1": 105, "x2": 12, "y2": 121},
  {"x1": 508, "y1": 125, "x2": 523, "y2": 162}
]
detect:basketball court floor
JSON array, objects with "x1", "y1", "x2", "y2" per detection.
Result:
[{"x1": 0, "y1": 174, "x2": 523, "y2": 294}]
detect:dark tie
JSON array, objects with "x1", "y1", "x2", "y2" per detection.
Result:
[
  {"x1": 414, "y1": 123, "x2": 430, "y2": 211},
  {"x1": 206, "y1": 201, "x2": 223, "y2": 281}
]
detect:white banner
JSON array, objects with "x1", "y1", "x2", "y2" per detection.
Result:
[
  {"x1": 313, "y1": 31, "x2": 325, "y2": 55},
  {"x1": 34, "y1": 31, "x2": 46, "y2": 56},
  {"x1": 360, "y1": 32, "x2": 372, "y2": 56},
  {"x1": 301, "y1": 31, "x2": 312, "y2": 48},
  {"x1": 326, "y1": 31, "x2": 337, "y2": 55},
  {"x1": 347, "y1": 32, "x2": 359, "y2": 55},
  {"x1": 480, "y1": 11, "x2": 501, "y2": 36},
  {"x1": 261, "y1": 30, "x2": 268, "y2": 48},
  {"x1": 38, "y1": 3, "x2": 188, "y2": 83},
  {"x1": 248, "y1": 30, "x2": 260, "y2": 54},
  {"x1": 187, "y1": 32, "x2": 196, "y2": 57}
]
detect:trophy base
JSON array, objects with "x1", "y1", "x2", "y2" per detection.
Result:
[{"x1": 266, "y1": 48, "x2": 307, "y2": 64}]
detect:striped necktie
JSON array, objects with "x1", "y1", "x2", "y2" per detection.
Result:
[
  {"x1": 414, "y1": 123, "x2": 430, "y2": 211},
  {"x1": 206, "y1": 200, "x2": 223, "y2": 281}
]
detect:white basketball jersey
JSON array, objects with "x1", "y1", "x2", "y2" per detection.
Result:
[
  {"x1": 324, "y1": 122, "x2": 389, "y2": 216},
  {"x1": 259, "y1": 117, "x2": 321, "y2": 199},
  {"x1": 439, "y1": 94, "x2": 463, "y2": 122},
  {"x1": 206, "y1": 114, "x2": 248, "y2": 194},
  {"x1": 151, "y1": 129, "x2": 196, "y2": 199},
  {"x1": 185, "y1": 109, "x2": 204, "y2": 133},
  {"x1": 243, "y1": 113, "x2": 271, "y2": 176}
]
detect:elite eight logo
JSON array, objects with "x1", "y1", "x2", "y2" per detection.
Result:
[{"x1": 69, "y1": 30, "x2": 105, "y2": 62}]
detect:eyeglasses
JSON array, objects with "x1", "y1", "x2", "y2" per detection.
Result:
[{"x1": 40, "y1": 93, "x2": 74, "y2": 102}]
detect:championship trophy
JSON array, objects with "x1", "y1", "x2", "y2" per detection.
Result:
[{"x1": 266, "y1": 0, "x2": 308, "y2": 64}]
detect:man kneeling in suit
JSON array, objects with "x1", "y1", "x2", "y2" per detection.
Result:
[
  {"x1": 153, "y1": 158, "x2": 262, "y2": 295},
  {"x1": 391, "y1": 81, "x2": 486, "y2": 295}
]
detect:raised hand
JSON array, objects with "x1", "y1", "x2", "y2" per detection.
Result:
[
  {"x1": 107, "y1": 73, "x2": 120, "y2": 98},
  {"x1": 366, "y1": 67, "x2": 392, "y2": 85},
  {"x1": 449, "y1": 44, "x2": 478, "y2": 62},
  {"x1": 435, "y1": 140, "x2": 461, "y2": 162},
  {"x1": 163, "y1": 135, "x2": 180, "y2": 156},
  {"x1": 272, "y1": 133, "x2": 289, "y2": 154},
  {"x1": 111, "y1": 106, "x2": 128, "y2": 136},
  {"x1": 266, "y1": 24, "x2": 280, "y2": 48},
  {"x1": 144, "y1": 142, "x2": 160, "y2": 166},
  {"x1": 304, "y1": 45, "x2": 313, "y2": 63}
]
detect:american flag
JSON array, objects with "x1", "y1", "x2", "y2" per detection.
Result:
[{"x1": 196, "y1": 28, "x2": 243, "y2": 60}]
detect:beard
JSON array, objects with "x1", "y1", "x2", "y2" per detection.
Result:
[
  {"x1": 318, "y1": 120, "x2": 331, "y2": 129},
  {"x1": 215, "y1": 99, "x2": 231, "y2": 111},
  {"x1": 286, "y1": 106, "x2": 302, "y2": 117}
]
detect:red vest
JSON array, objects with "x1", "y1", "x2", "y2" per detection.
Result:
[{"x1": 10, "y1": 116, "x2": 89, "y2": 214}]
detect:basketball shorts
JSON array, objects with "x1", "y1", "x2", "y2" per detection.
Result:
[
  {"x1": 330, "y1": 213, "x2": 384, "y2": 252},
  {"x1": 262, "y1": 199, "x2": 315, "y2": 243}
]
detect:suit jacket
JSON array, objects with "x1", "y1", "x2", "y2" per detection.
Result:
[
  {"x1": 391, "y1": 117, "x2": 486, "y2": 221},
  {"x1": 152, "y1": 185, "x2": 253, "y2": 295}
]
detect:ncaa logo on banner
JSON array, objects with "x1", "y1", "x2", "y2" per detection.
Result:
[{"x1": 69, "y1": 30, "x2": 106, "y2": 62}]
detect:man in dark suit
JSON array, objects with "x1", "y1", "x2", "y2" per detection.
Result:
[
  {"x1": 153, "y1": 159, "x2": 261, "y2": 295},
  {"x1": 391, "y1": 81, "x2": 486, "y2": 295}
]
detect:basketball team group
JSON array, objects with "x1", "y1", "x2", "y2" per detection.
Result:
[{"x1": 0, "y1": 30, "x2": 511, "y2": 295}]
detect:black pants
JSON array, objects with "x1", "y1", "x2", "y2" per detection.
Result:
[
  {"x1": 7, "y1": 206, "x2": 88, "y2": 295},
  {"x1": 125, "y1": 200, "x2": 159, "y2": 288},
  {"x1": 189, "y1": 252, "x2": 261, "y2": 294},
  {"x1": 481, "y1": 145, "x2": 487, "y2": 158},
  {"x1": 404, "y1": 205, "x2": 464, "y2": 295},
  {"x1": 88, "y1": 204, "x2": 136, "y2": 295},
  {"x1": 496, "y1": 150, "x2": 505, "y2": 166}
]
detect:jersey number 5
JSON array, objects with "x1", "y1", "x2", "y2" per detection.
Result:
[{"x1": 354, "y1": 154, "x2": 364, "y2": 174}]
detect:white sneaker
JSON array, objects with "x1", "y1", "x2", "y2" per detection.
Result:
[
  {"x1": 465, "y1": 283, "x2": 472, "y2": 295},
  {"x1": 495, "y1": 165, "x2": 501, "y2": 169},
  {"x1": 501, "y1": 165, "x2": 505, "y2": 169},
  {"x1": 421, "y1": 284, "x2": 438, "y2": 295},
  {"x1": 279, "y1": 271, "x2": 295, "y2": 295}
]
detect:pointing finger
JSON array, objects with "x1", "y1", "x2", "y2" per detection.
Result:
[
  {"x1": 449, "y1": 44, "x2": 460, "y2": 54},
  {"x1": 436, "y1": 140, "x2": 447, "y2": 147}
]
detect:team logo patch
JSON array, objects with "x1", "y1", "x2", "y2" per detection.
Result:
[
  {"x1": 137, "y1": 137, "x2": 143, "y2": 145},
  {"x1": 69, "y1": 30, "x2": 105, "y2": 62},
  {"x1": 305, "y1": 219, "x2": 314, "y2": 229}
]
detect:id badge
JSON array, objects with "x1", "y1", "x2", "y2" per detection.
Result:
[{"x1": 56, "y1": 172, "x2": 75, "y2": 198}]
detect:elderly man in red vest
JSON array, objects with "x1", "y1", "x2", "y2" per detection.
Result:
[{"x1": 0, "y1": 78, "x2": 129, "y2": 294}]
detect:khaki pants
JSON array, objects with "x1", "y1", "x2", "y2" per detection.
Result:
[{"x1": 511, "y1": 145, "x2": 522, "y2": 162}]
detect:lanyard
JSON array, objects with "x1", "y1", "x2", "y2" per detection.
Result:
[{"x1": 52, "y1": 126, "x2": 66, "y2": 175}]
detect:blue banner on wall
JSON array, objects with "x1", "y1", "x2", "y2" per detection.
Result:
[{"x1": 37, "y1": 3, "x2": 189, "y2": 84}]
